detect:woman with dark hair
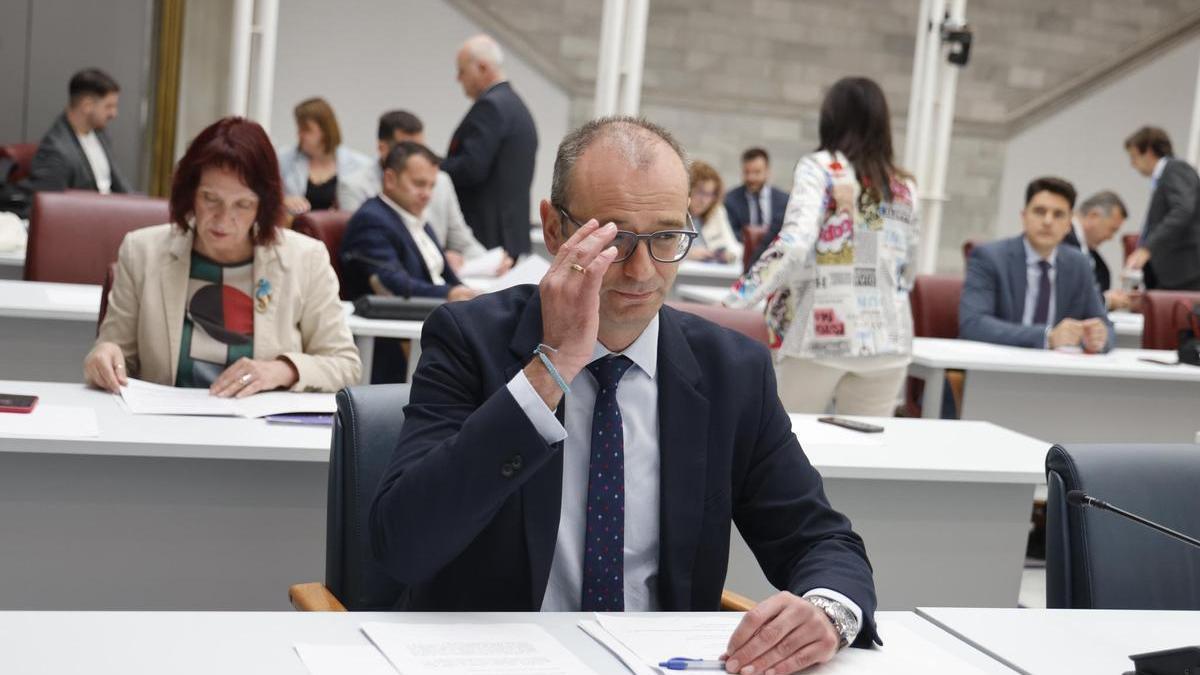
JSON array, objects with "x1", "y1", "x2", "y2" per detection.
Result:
[
  {"x1": 686, "y1": 160, "x2": 742, "y2": 263},
  {"x1": 84, "y1": 117, "x2": 361, "y2": 395},
  {"x1": 277, "y1": 97, "x2": 371, "y2": 213},
  {"x1": 726, "y1": 77, "x2": 920, "y2": 415}
]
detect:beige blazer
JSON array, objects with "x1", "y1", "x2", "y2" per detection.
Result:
[{"x1": 94, "y1": 223, "x2": 362, "y2": 391}]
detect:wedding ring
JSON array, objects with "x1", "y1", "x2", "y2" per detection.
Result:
[
  {"x1": 239, "y1": 373, "x2": 253, "y2": 385},
  {"x1": 570, "y1": 263, "x2": 586, "y2": 274},
  {"x1": 114, "y1": 363, "x2": 124, "y2": 370}
]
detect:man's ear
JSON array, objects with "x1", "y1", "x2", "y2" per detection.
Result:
[{"x1": 539, "y1": 199, "x2": 563, "y2": 255}]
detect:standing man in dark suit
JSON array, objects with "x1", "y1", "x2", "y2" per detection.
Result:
[
  {"x1": 723, "y1": 147, "x2": 789, "y2": 264},
  {"x1": 1124, "y1": 126, "x2": 1200, "y2": 290},
  {"x1": 960, "y1": 177, "x2": 1113, "y2": 352},
  {"x1": 1063, "y1": 190, "x2": 1130, "y2": 309},
  {"x1": 442, "y1": 34, "x2": 538, "y2": 259},
  {"x1": 28, "y1": 68, "x2": 128, "y2": 194},
  {"x1": 371, "y1": 117, "x2": 878, "y2": 673}
]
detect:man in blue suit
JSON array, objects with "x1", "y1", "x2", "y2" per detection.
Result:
[
  {"x1": 371, "y1": 117, "x2": 877, "y2": 673},
  {"x1": 960, "y1": 177, "x2": 1113, "y2": 353},
  {"x1": 723, "y1": 147, "x2": 790, "y2": 264}
]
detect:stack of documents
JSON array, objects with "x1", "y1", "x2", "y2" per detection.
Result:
[
  {"x1": 467, "y1": 255, "x2": 551, "y2": 293},
  {"x1": 119, "y1": 378, "x2": 335, "y2": 418},
  {"x1": 457, "y1": 247, "x2": 509, "y2": 278}
]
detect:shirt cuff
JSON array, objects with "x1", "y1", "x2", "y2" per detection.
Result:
[
  {"x1": 506, "y1": 369, "x2": 567, "y2": 445},
  {"x1": 803, "y1": 588, "x2": 863, "y2": 645},
  {"x1": 1043, "y1": 325, "x2": 1051, "y2": 349}
]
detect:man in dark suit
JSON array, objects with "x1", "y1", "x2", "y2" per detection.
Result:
[
  {"x1": 723, "y1": 147, "x2": 789, "y2": 264},
  {"x1": 442, "y1": 34, "x2": 538, "y2": 259},
  {"x1": 28, "y1": 68, "x2": 128, "y2": 195},
  {"x1": 960, "y1": 177, "x2": 1113, "y2": 352},
  {"x1": 371, "y1": 117, "x2": 877, "y2": 673},
  {"x1": 341, "y1": 142, "x2": 477, "y2": 383},
  {"x1": 1063, "y1": 190, "x2": 1129, "y2": 309},
  {"x1": 1124, "y1": 126, "x2": 1200, "y2": 290}
]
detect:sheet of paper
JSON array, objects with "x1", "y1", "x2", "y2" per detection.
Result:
[
  {"x1": 0, "y1": 404, "x2": 99, "y2": 438},
  {"x1": 578, "y1": 621, "x2": 656, "y2": 675},
  {"x1": 789, "y1": 418, "x2": 886, "y2": 447},
  {"x1": 361, "y1": 622, "x2": 596, "y2": 675},
  {"x1": 587, "y1": 615, "x2": 990, "y2": 675},
  {"x1": 43, "y1": 285, "x2": 101, "y2": 309},
  {"x1": 488, "y1": 255, "x2": 551, "y2": 292},
  {"x1": 457, "y1": 247, "x2": 507, "y2": 278},
  {"x1": 119, "y1": 378, "x2": 336, "y2": 418},
  {"x1": 295, "y1": 643, "x2": 398, "y2": 675}
]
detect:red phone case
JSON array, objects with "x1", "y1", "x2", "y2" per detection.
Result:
[{"x1": 0, "y1": 397, "x2": 38, "y2": 414}]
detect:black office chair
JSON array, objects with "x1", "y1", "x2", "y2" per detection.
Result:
[
  {"x1": 290, "y1": 384, "x2": 409, "y2": 611},
  {"x1": 288, "y1": 384, "x2": 758, "y2": 612},
  {"x1": 1046, "y1": 443, "x2": 1200, "y2": 609}
]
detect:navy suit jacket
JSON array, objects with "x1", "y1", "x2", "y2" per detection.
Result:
[
  {"x1": 369, "y1": 286, "x2": 879, "y2": 646},
  {"x1": 724, "y1": 184, "x2": 789, "y2": 236},
  {"x1": 442, "y1": 81, "x2": 538, "y2": 258},
  {"x1": 340, "y1": 196, "x2": 461, "y2": 300},
  {"x1": 959, "y1": 235, "x2": 1114, "y2": 351}
]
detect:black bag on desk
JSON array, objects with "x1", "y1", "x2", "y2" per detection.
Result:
[
  {"x1": 353, "y1": 295, "x2": 445, "y2": 321},
  {"x1": 1175, "y1": 301, "x2": 1200, "y2": 366}
]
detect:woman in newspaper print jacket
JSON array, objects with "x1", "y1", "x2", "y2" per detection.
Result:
[{"x1": 725, "y1": 77, "x2": 920, "y2": 416}]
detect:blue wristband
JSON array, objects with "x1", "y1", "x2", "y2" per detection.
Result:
[{"x1": 533, "y1": 343, "x2": 571, "y2": 394}]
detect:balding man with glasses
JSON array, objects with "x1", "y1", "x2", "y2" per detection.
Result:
[{"x1": 371, "y1": 117, "x2": 878, "y2": 674}]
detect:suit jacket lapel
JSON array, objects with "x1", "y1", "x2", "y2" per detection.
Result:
[
  {"x1": 58, "y1": 114, "x2": 98, "y2": 190},
  {"x1": 161, "y1": 229, "x2": 193, "y2": 383},
  {"x1": 655, "y1": 308, "x2": 709, "y2": 610},
  {"x1": 1054, "y1": 250, "x2": 1071, "y2": 322},
  {"x1": 505, "y1": 292, "x2": 564, "y2": 609},
  {"x1": 383, "y1": 205, "x2": 435, "y2": 283},
  {"x1": 1007, "y1": 236, "x2": 1028, "y2": 321},
  {"x1": 252, "y1": 236, "x2": 286, "y2": 359}
]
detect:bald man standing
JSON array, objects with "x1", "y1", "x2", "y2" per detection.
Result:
[{"x1": 443, "y1": 34, "x2": 538, "y2": 258}]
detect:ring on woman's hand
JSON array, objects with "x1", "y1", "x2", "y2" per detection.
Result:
[
  {"x1": 114, "y1": 363, "x2": 124, "y2": 370},
  {"x1": 570, "y1": 263, "x2": 586, "y2": 274},
  {"x1": 239, "y1": 373, "x2": 253, "y2": 385}
]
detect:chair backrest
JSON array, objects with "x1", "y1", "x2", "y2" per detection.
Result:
[
  {"x1": 1122, "y1": 233, "x2": 1139, "y2": 261},
  {"x1": 25, "y1": 191, "x2": 169, "y2": 284},
  {"x1": 1046, "y1": 443, "x2": 1200, "y2": 609},
  {"x1": 292, "y1": 209, "x2": 352, "y2": 299},
  {"x1": 910, "y1": 274, "x2": 963, "y2": 338},
  {"x1": 740, "y1": 224, "x2": 769, "y2": 273},
  {"x1": 98, "y1": 261, "x2": 117, "y2": 335},
  {"x1": 325, "y1": 384, "x2": 410, "y2": 610},
  {"x1": 0, "y1": 142, "x2": 37, "y2": 183},
  {"x1": 667, "y1": 300, "x2": 768, "y2": 344},
  {"x1": 1141, "y1": 290, "x2": 1200, "y2": 350}
]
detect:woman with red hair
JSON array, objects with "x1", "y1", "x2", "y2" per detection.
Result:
[{"x1": 84, "y1": 117, "x2": 361, "y2": 395}]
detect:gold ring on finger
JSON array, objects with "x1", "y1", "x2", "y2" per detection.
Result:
[{"x1": 570, "y1": 263, "x2": 586, "y2": 274}]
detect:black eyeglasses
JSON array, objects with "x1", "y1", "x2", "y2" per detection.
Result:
[{"x1": 555, "y1": 206, "x2": 698, "y2": 264}]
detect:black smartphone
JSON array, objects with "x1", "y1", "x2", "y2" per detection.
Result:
[
  {"x1": 818, "y1": 416, "x2": 884, "y2": 433},
  {"x1": 0, "y1": 394, "x2": 38, "y2": 414}
]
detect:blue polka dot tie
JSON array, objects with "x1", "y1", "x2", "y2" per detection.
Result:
[{"x1": 581, "y1": 354, "x2": 633, "y2": 612}]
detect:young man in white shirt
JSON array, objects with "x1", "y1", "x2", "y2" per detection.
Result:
[{"x1": 28, "y1": 68, "x2": 127, "y2": 195}]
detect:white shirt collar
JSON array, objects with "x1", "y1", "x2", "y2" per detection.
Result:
[
  {"x1": 1022, "y1": 235, "x2": 1057, "y2": 267},
  {"x1": 1152, "y1": 156, "x2": 1168, "y2": 183},
  {"x1": 1070, "y1": 218, "x2": 1087, "y2": 252},
  {"x1": 378, "y1": 192, "x2": 424, "y2": 230},
  {"x1": 589, "y1": 315, "x2": 659, "y2": 380}
]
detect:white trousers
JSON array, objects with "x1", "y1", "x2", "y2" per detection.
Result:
[{"x1": 774, "y1": 354, "x2": 911, "y2": 416}]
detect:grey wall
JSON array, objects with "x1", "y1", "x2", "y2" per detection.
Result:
[
  {"x1": 0, "y1": 0, "x2": 155, "y2": 189},
  {"x1": 267, "y1": 0, "x2": 570, "y2": 216},
  {"x1": 995, "y1": 35, "x2": 1200, "y2": 278}
]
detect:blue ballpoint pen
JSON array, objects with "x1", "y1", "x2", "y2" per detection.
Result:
[{"x1": 658, "y1": 657, "x2": 725, "y2": 670}]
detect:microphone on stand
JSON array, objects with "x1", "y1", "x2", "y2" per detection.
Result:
[{"x1": 1066, "y1": 490, "x2": 1200, "y2": 675}]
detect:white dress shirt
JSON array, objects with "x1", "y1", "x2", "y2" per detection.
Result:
[
  {"x1": 746, "y1": 188, "x2": 771, "y2": 225},
  {"x1": 1069, "y1": 219, "x2": 1087, "y2": 254},
  {"x1": 76, "y1": 131, "x2": 112, "y2": 194},
  {"x1": 378, "y1": 192, "x2": 446, "y2": 285},
  {"x1": 1021, "y1": 237, "x2": 1058, "y2": 348},
  {"x1": 504, "y1": 317, "x2": 863, "y2": 635}
]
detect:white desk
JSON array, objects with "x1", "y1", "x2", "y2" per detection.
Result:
[
  {"x1": 0, "y1": 611, "x2": 1012, "y2": 674},
  {"x1": 341, "y1": 302, "x2": 424, "y2": 382},
  {"x1": 0, "y1": 279, "x2": 101, "y2": 381},
  {"x1": 910, "y1": 337, "x2": 1200, "y2": 443},
  {"x1": 725, "y1": 414, "x2": 1048, "y2": 611},
  {"x1": 1109, "y1": 310, "x2": 1143, "y2": 349},
  {"x1": 918, "y1": 606, "x2": 1200, "y2": 674},
  {"x1": 0, "y1": 248, "x2": 24, "y2": 279},
  {"x1": 0, "y1": 380, "x2": 332, "y2": 610}
]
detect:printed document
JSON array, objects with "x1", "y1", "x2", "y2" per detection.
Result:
[
  {"x1": 119, "y1": 378, "x2": 335, "y2": 418},
  {"x1": 361, "y1": 622, "x2": 596, "y2": 674}
]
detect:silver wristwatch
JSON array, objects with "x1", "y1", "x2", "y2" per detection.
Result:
[{"x1": 806, "y1": 595, "x2": 859, "y2": 648}]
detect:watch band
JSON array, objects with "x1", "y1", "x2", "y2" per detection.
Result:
[{"x1": 806, "y1": 595, "x2": 859, "y2": 648}]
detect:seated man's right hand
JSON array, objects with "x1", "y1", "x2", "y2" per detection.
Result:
[
  {"x1": 1048, "y1": 318, "x2": 1084, "y2": 349},
  {"x1": 84, "y1": 341, "x2": 129, "y2": 393},
  {"x1": 1104, "y1": 289, "x2": 1131, "y2": 311},
  {"x1": 447, "y1": 285, "x2": 479, "y2": 302}
]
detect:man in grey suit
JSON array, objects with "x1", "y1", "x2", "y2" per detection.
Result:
[
  {"x1": 960, "y1": 177, "x2": 1113, "y2": 353},
  {"x1": 1123, "y1": 126, "x2": 1200, "y2": 290},
  {"x1": 27, "y1": 68, "x2": 127, "y2": 194}
]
